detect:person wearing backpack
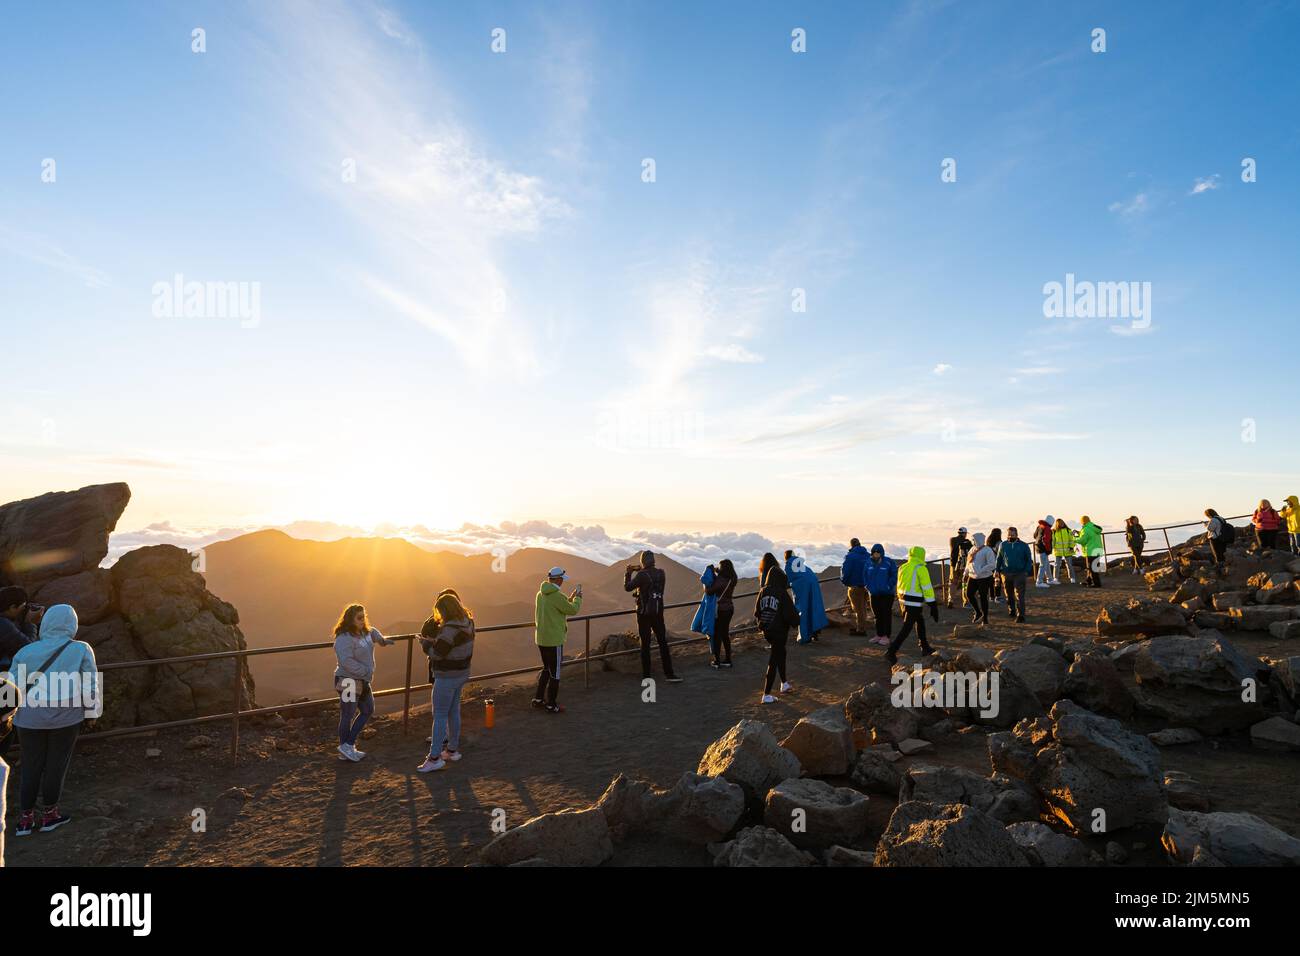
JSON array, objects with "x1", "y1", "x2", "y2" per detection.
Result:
[
  {"x1": 1051, "y1": 519, "x2": 1077, "y2": 584},
  {"x1": 946, "y1": 529, "x2": 973, "y2": 608},
  {"x1": 754, "y1": 553, "x2": 798, "y2": 702},
  {"x1": 1253, "y1": 500, "x2": 1282, "y2": 550},
  {"x1": 886, "y1": 546, "x2": 939, "y2": 663},
  {"x1": 10, "y1": 604, "x2": 99, "y2": 837},
  {"x1": 1125, "y1": 516, "x2": 1147, "y2": 574},
  {"x1": 1033, "y1": 517, "x2": 1055, "y2": 587},
  {"x1": 625, "y1": 551, "x2": 681, "y2": 683},
  {"x1": 1205, "y1": 509, "x2": 1234, "y2": 572}
]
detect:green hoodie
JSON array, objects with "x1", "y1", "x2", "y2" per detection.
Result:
[
  {"x1": 534, "y1": 581, "x2": 582, "y2": 647},
  {"x1": 1075, "y1": 521, "x2": 1104, "y2": 557}
]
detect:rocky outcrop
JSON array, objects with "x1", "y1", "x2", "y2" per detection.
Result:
[
  {"x1": 0, "y1": 484, "x2": 256, "y2": 729},
  {"x1": 989, "y1": 700, "x2": 1167, "y2": 834},
  {"x1": 1130, "y1": 632, "x2": 1264, "y2": 733},
  {"x1": 996, "y1": 643, "x2": 1068, "y2": 708},
  {"x1": 711, "y1": 826, "x2": 817, "y2": 866},
  {"x1": 596, "y1": 772, "x2": 745, "y2": 844},
  {"x1": 1062, "y1": 652, "x2": 1135, "y2": 718},
  {"x1": 1006, "y1": 821, "x2": 1095, "y2": 866},
  {"x1": 480, "y1": 807, "x2": 614, "y2": 866},
  {"x1": 1162, "y1": 808, "x2": 1300, "y2": 866},
  {"x1": 898, "y1": 764, "x2": 1038, "y2": 825},
  {"x1": 780, "y1": 706, "x2": 854, "y2": 776},
  {"x1": 697, "y1": 719, "x2": 801, "y2": 804},
  {"x1": 1096, "y1": 596, "x2": 1189, "y2": 638},
  {"x1": 875, "y1": 801, "x2": 1028, "y2": 867}
]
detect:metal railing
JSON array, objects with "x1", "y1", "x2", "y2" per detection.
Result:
[{"x1": 54, "y1": 511, "x2": 1263, "y2": 761}]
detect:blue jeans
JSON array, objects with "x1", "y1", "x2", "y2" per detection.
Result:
[
  {"x1": 338, "y1": 683, "x2": 373, "y2": 745},
  {"x1": 430, "y1": 672, "x2": 469, "y2": 758}
]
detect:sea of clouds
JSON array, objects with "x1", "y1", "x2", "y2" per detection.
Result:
[{"x1": 107, "y1": 519, "x2": 921, "y2": 579}]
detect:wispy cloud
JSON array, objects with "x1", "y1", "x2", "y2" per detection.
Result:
[
  {"x1": 932, "y1": 363, "x2": 953, "y2": 375},
  {"x1": 1108, "y1": 192, "x2": 1150, "y2": 218},
  {"x1": 0, "y1": 226, "x2": 110, "y2": 289},
  {"x1": 1189, "y1": 174, "x2": 1220, "y2": 195}
]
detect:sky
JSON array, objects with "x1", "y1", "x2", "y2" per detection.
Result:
[{"x1": 2, "y1": 0, "x2": 1298, "y2": 566}]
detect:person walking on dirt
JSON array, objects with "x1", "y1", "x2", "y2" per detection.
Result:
[
  {"x1": 625, "y1": 551, "x2": 681, "y2": 683},
  {"x1": 947, "y1": 528, "x2": 972, "y2": 608},
  {"x1": 755, "y1": 553, "x2": 799, "y2": 702},
  {"x1": 534, "y1": 567, "x2": 583, "y2": 713},
  {"x1": 886, "y1": 546, "x2": 939, "y2": 663},
  {"x1": 863, "y1": 544, "x2": 898, "y2": 646},
  {"x1": 1125, "y1": 516, "x2": 1147, "y2": 574},
  {"x1": 996, "y1": 527, "x2": 1033, "y2": 623},
  {"x1": 965, "y1": 532, "x2": 996, "y2": 626},
  {"x1": 840, "y1": 539, "x2": 871, "y2": 636}
]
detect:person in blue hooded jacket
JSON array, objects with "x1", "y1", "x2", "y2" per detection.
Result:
[
  {"x1": 691, "y1": 564, "x2": 718, "y2": 646},
  {"x1": 784, "y1": 550, "x2": 828, "y2": 644},
  {"x1": 862, "y1": 544, "x2": 898, "y2": 646},
  {"x1": 839, "y1": 539, "x2": 871, "y2": 635}
]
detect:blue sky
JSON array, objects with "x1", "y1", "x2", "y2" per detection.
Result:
[{"x1": 2, "y1": 0, "x2": 1297, "y2": 556}]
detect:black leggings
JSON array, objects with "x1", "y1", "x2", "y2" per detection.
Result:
[
  {"x1": 762, "y1": 628, "x2": 788, "y2": 693},
  {"x1": 1259, "y1": 529, "x2": 1279, "y2": 549},
  {"x1": 889, "y1": 606, "x2": 931, "y2": 655},
  {"x1": 637, "y1": 613, "x2": 676, "y2": 679},
  {"x1": 535, "y1": 645, "x2": 561, "y2": 707},
  {"x1": 711, "y1": 608, "x2": 733, "y2": 663},
  {"x1": 968, "y1": 577, "x2": 992, "y2": 623},
  {"x1": 869, "y1": 591, "x2": 893, "y2": 638},
  {"x1": 16, "y1": 723, "x2": 80, "y2": 812}
]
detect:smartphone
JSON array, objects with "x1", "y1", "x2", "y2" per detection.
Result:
[
  {"x1": 27, "y1": 604, "x2": 44, "y2": 615},
  {"x1": 575, "y1": 584, "x2": 583, "y2": 596}
]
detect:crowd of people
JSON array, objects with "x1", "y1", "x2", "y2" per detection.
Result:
[{"x1": 0, "y1": 498, "x2": 1296, "y2": 858}]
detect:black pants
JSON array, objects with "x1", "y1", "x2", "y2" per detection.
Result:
[
  {"x1": 1002, "y1": 573, "x2": 1028, "y2": 616},
  {"x1": 888, "y1": 605, "x2": 932, "y2": 655},
  {"x1": 1210, "y1": 538, "x2": 1227, "y2": 567},
  {"x1": 1085, "y1": 557, "x2": 1103, "y2": 587},
  {"x1": 711, "y1": 608, "x2": 733, "y2": 663},
  {"x1": 1129, "y1": 546, "x2": 1143, "y2": 570},
  {"x1": 637, "y1": 612, "x2": 675, "y2": 679},
  {"x1": 535, "y1": 645, "x2": 561, "y2": 707},
  {"x1": 762, "y1": 628, "x2": 788, "y2": 693},
  {"x1": 1259, "y1": 529, "x2": 1279, "y2": 549},
  {"x1": 869, "y1": 591, "x2": 893, "y2": 638},
  {"x1": 16, "y1": 723, "x2": 80, "y2": 812},
  {"x1": 968, "y1": 577, "x2": 992, "y2": 623}
]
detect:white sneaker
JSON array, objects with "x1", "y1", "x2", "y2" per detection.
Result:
[
  {"x1": 440, "y1": 749, "x2": 463, "y2": 762},
  {"x1": 1035, "y1": 583, "x2": 1050, "y2": 589},
  {"x1": 346, "y1": 745, "x2": 366, "y2": 762},
  {"x1": 760, "y1": 694, "x2": 776, "y2": 704},
  {"x1": 417, "y1": 757, "x2": 446, "y2": 773},
  {"x1": 337, "y1": 744, "x2": 352, "y2": 761},
  {"x1": 780, "y1": 681, "x2": 793, "y2": 693}
]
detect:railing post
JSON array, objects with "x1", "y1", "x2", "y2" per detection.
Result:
[
  {"x1": 1163, "y1": 527, "x2": 1175, "y2": 574},
  {"x1": 402, "y1": 637, "x2": 414, "y2": 736},
  {"x1": 584, "y1": 618, "x2": 591, "y2": 690},
  {"x1": 230, "y1": 661, "x2": 241, "y2": 764}
]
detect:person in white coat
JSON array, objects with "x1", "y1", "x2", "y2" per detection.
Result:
[{"x1": 964, "y1": 532, "x2": 998, "y2": 626}]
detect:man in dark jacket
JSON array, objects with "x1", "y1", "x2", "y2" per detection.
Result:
[
  {"x1": 862, "y1": 544, "x2": 898, "y2": 645},
  {"x1": 0, "y1": 586, "x2": 40, "y2": 670},
  {"x1": 839, "y1": 539, "x2": 871, "y2": 635},
  {"x1": 947, "y1": 529, "x2": 972, "y2": 608},
  {"x1": 995, "y1": 527, "x2": 1034, "y2": 624},
  {"x1": 624, "y1": 551, "x2": 680, "y2": 683}
]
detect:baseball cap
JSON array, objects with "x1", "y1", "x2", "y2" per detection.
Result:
[
  {"x1": 958, "y1": 527, "x2": 968, "y2": 534},
  {"x1": 547, "y1": 566, "x2": 568, "y2": 580}
]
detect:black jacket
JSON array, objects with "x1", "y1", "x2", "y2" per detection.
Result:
[
  {"x1": 754, "y1": 567, "x2": 798, "y2": 633},
  {"x1": 706, "y1": 569, "x2": 738, "y2": 612},
  {"x1": 625, "y1": 566, "x2": 667, "y2": 616},
  {"x1": 0, "y1": 616, "x2": 36, "y2": 668}
]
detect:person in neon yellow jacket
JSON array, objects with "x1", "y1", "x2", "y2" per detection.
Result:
[
  {"x1": 1281, "y1": 495, "x2": 1300, "y2": 554},
  {"x1": 1050, "y1": 518, "x2": 1077, "y2": 584},
  {"x1": 886, "y1": 546, "x2": 938, "y2": 663},
  {"x1": 1074, "y1": 516, "x2": 1105, "y2": 588}
]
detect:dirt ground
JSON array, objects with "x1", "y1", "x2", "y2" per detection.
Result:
[{"x1": 5, "y1": 570, "x2": 1298, "y2": 867}]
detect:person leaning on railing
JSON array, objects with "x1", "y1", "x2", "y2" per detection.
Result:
[{"x1": 331, "y1": 603, "x2": 393, "y2": 763}]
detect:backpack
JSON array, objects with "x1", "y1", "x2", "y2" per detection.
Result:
[
  {"x1": 637, "y1": 569, "x2": 665, "y2": 616},
  {"x1": 1037, "y1": 525, "x2": 1052, "y2": 551},
  {"x1": 1218, "y1": 520, "x2": 1236, "y2": 545}
]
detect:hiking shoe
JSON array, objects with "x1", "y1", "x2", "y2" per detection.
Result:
[
  {"x1": 15, "y1": 810, "x2": 36, "y2": 837},
  {"x1": 545, "y1": 704, "x2": 565, "y2": 714},
  {"x1": 760, "y1": 694, "x2": 776, "y2": 704},
  {"x1": 346, "y1": 744, "x2": 366, "y2": 761},
  {"x1": 417, "y1": 757, "x2": 446, "y2": 773},
  {"x1": 40, "y1": 807, "x2": 72, "y2": 833},
  {"x1": 338, "y1": 743, "x2": 355, "y2": 760},
  {"x1": 780, "y1": 681, "x2": 793, "y2": 693},
  {"x1": 665, "y1": 675, "x2": 683, "y2": 683},
  {"x1": 440, "y1": 749, "x2": 462, "y2": 762},
  {"x1": 530, "y1": 698, "x2": 545, "y2": 709}
]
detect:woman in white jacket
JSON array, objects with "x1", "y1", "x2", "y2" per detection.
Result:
[
  {"x1": 332, "y1": 604, "x2": 393, "y2": 762},
  {"x1": 964, "y1": 533, "x2": 998, "y2": 626}
]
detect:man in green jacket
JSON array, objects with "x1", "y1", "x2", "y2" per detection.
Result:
[
  {"x1": 533, "y1": 566, "x2": 583, "y2": 713},
  {"x1": 1074, "y1": 516, "x2": 1105, "y2": 589}
]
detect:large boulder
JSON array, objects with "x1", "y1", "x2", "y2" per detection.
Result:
[
  {"x1": 1162, "y1": 808, "x2": 1300, "y2": 866},
  {"x1": 780, "y1": 706, "x2": 854, "y2": 777},
  {"x1": 997, "y1": 643, "x2": 1068, "y2": 707},
  {"x1": 711, "y1": 826, "x2": 816, "y2": 867},
  {"x1": 898, "y1": 764, "x2": 1038, "y2": 824},
  {"x1": 850, "y1": 746, "x2": 904, "y2": 795},
  {"x1": 1006, "y1": 821, "x2": 1095, "y2": 866},
  {"x1": 595, "y1": 772, "x2": 745, "y2": 844},
  {"x1": 697, "y1": 720, "x2": 801, "y2": 803},
  {"x1": 989, "y1": 701, "x2": 1167, "y2": 834},
  {"x1": 480, "y1": 807, "x2": 613, "y2": 866},
  {"x1": 1130, "y1": 632, "x2": 1265, "y2": 733},
  {"x1": 1228, "y1": 605, "x2": 1296, "y2": 631},
  {"x1": 1062, "y1": 652, "x2": 1135, "y2": 718},
  {"x1": 1250, "y1": 716, "x2": 1300, "y2": 752},
  {"x1": 764, "y1": 777, "x2": 870, "y2": 850},
  {"x1": 844, "y1": 681, "x2": 918, "y2": 744},
  {"x1": 31, "y1": 569, "x2": 115, "y2": 625},
  {"x1": 592, "y1": 631, "x2": 643, "y2": 675},
  {"x1": 1096, "y1": 597, "x2": 1189, "y2": 638},
  {"x1": 875, "y1": 801, "x2": 1028, "y2": 867},
  {"x1": 0, "y1": 483, "x2": 130, "y2": 588},
  {"x1": 109, "y1": 545, "x2": 255, "y2": 726}
]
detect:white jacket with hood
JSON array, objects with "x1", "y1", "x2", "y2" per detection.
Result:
[{"x1": 11, "y1": 604, "x2": 100, "y2": 731}]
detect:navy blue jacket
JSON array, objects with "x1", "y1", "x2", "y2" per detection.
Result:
[
  {"x1": 862, "y1": 546, "x2": 898, "y2": 595},
  {"x1": 0, "y1": 617, "x2": 37, "y2": 669},
  {"x1": 839, "y1": 545, "x2": 870, "y2": 588}
]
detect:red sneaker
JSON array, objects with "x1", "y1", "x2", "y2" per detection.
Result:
[
  {"x1": 39, "y1": 806, "x2": 72, "y2": 832},
  {"x1": 15, "y1": 810, "x2": 36, "y2": 837}
]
